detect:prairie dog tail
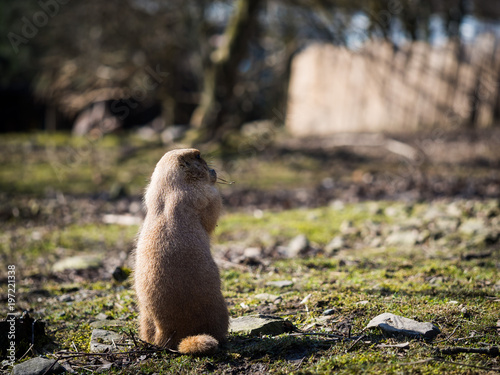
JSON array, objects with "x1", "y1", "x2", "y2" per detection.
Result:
[{"x1": 177, "y1": 334, "x2": 220, "y2": 355}]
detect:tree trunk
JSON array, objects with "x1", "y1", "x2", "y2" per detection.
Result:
[{"x1": 190, "y1": 0, "x2": 262, "y2": 142}]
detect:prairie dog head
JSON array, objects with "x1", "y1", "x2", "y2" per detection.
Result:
[{"x1": 144, "y1": 149, "x2": 221, "y2": 228}]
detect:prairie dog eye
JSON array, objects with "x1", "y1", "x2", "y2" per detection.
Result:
[{"x1": 195, "y1": 153, "x2": 201, "y2": 160}]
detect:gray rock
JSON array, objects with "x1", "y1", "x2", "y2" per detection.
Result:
[
  {"x1": 266, "y1": 280, "x2": 294, "y2": 288},
  {"x1": 423, "y1": 206, "x2": 445, "y2": 221},
  {"x1": 340, "y1": 220, "x2": 355, "y2": 234},
  {"x1": 385, "y1": 206, "x2": 403, "y2": 218},
  {"x1": 446, "y1": 202, "x2": 463, "y2": 217},
  {"x1": 95, "y1": 313, "x2": 110, "y2": 321},
  {"x1": 322, "y1": 308, "x2": 336, "y2": 316},
  {"x1": 229, "y1": 315, "x2": 295, "y2": 336},
  {"x1": 89, "y1": 329, "x2": 123, "y2": 353},
  {"x1": 366, "y1": 313, "x2": 440, "y2": 339},
  {"x1": 89, "y1": 319, "x2": 127, "y2": 329},
  {"x1": 12, "y1": 357, "x2": 65, "y2": 375},
  {"x1": 386, "y1": 230, "x2": 419, "y2": 246},
  {"x1": 161, "y1": 125, "x2": 188, "y2": 144},
  {"x1": 459, "y1": 218, "x2": 487, "y2": 236},
  {"x1": 433, "y1": 217, "x2": 460, "y2": 232},
  {"x1": 243, "y1": 247, "x2": 262, "y2": 259},
  {"x1": 325, "y1": 236, "x2": 345, "y2": 253},
  {"x1": 284, "y1": 234, "x2": 309, "y2": 257},
  {"x1": 52, "y1": 255, "x2": 102, "y2": 273},
  {"x1": 254, "y1": 293, "x2": 280, "y2": 302}
]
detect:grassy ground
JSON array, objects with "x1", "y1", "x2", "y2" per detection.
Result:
[{"x1": 0, "y1": 132, "x2": 499, "y2": 374}]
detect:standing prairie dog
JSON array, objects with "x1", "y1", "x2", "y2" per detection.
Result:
[{"x1": 134, "y1": 148, "x2": 229, "y2": 355}]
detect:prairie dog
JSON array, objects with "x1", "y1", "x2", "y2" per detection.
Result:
[{"x1": 134, "y1": 148, "x2": 228, "y2": 355}]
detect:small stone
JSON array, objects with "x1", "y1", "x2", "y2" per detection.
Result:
[
  {"x1": 385, "y1": 206, "x2": 402, "y2": 217},
  {"x1": 423, "y1": 206, "x2": 445, "y2": 221},
  {"x1": 356, "y1": 300, "x2": 369, "y2": 305},
  {"x1": 330, "y1": 200, "x2": 345, "y2": 210},
  {"x1": 377, "y1": 342, "x2": 410, "y2": 349},
  {"x1": 103, "y1": 214, "x2": 142, "y2": 226},
  {"x1": 285, "y1": 235, "x2": 309, "y2": 257},
  {"x1": 58, "y1": 294, "x2": 73, "y2": 302},
  {"x1": 229, "y1": 315, "x2": 296, "y2": 336},
  {"x1": 266, "y1": 280, "x2": 294, "y2": 288},
  {"x1": 243, "y1": 247, "x2": 262, "y2": 259},
  {"x1": 96, "y1": 313, "x2": 109, "y2": 321},
  {"x1": 90, "y1": 329, "x2": 123, "y2": 353},
  {"x1": 325, "y1": 236, "x2": 345, "y2": 253},
  {"x1": 459, "y1": 218, "x2": 487, "y2": 236},
  {"x1": 89, "y1": 319, "x2": 127, "y2": 329},
  {"x1": 12, "y1": 357, "x2": 65, "y2": 375},
  {"x1": 161, "y1": 125, "x2": 188, "y2": 144},
  {"x1": 431, "y1": 217, "x2": 459, "y2": 233},
  {"x1": 446, "y1": 202, "x2": 463, "y2": 217},
  {"x1": 366, "y1": 313, "x2": 440, "y2": 339},
  {"x1": 385, "y1": 230, "x2": 419, "y2": 246},
  {"x1": 322, "y1": 308, "x2": 336, "y2": 316},
  {"x1": 52, "y1": 255, "x2": 102, "y2": 273},
  {"x1": 340, "y1": 220, "x2": 354, "y2": 234},
  {"x1": 254, "y1": 293, "x2": 280, "y2": 302}
]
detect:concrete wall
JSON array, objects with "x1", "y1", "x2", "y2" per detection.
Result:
[{"x1": 286, "y1": 35, "x2": 500, "y2": 136}]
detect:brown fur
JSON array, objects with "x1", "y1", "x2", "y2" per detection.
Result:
[{"x1": 134, "y1": 148, "x2": 229, "y2": 355}]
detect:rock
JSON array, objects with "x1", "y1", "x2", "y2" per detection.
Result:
[
  {"x1": 385, "y1": 206, "x2": 403, "y2": 218},
  {"x1": 266, "y1": 280, "x2": 294, "y2": 288},
  {"x1": 89, "y1": 320, "x2": 126, "y2": 329},
  {"x1": 340, "y1": 220, "x2": 355, "y2": 234},
  {"x1": 102, "y1": 214, "x2": 142, "y2": 226},
  {"x1": 52, "y1": 255, "x2": 102, "y2": 273},
  {"x1": 366, "y1": 313, "x2": 440, "y2": 339},
  {"x1": 95, "y1": 313, "x2": 110, "y2": 321},
  {"x1": 284, "y1": 234, "x2": 309, "y2": 257},
  {"x1": 229, "y1": 315, "x2": 295, "y2": 336},
  {"x1": 432, "y1": 217, "x2": 460, "y2": 232},
  {"x1": 385, "y1": 230, "x2": 419, "y2": 246},
  {"x1": 459, "y1": 218, "x2": 487, "y2": 236},
  {"x1": 244, "y1": 247, "x2": 262, "y2": 258},
  {"x1": 322, "y1": 308, "x2": 336, "y2": 316},
  {"x1": 325, "y1": 236, "x2": 345, "y2": 253},
  {"x1": 12, "y1": 357, "x2": 65, "y2": 375},
  {"x1": 377, "y1": 342, "x2": 410, "y2": 349},
  {"x1": 254, "y1": 293, "x2": 280, "y2": 302},
  {"x1": 423, "y1": 206, "x2": 445, "y2": 221},
  {"x1": 89, "y1": 329, "x2": 123, "y2": 353},
  {"x1": 161, "y1": 125, "x2": 188, "y2": 144}
]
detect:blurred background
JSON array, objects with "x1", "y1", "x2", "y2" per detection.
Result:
[
  {"x1": 0, "y1": 0, "x2": 499, "y2": 205},
  {"x1": 1, "y1": 0, "x2": 500, "y2": 136}
]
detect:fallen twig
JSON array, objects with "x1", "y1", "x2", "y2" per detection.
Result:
[
  {"x1": 289, "y1": 332, "x2": 362, "y2": 341},
  {"x1": 435, "y1": 325, "x2": 460, "y2": 343},
  {"x1": 346, "y1": 334, "x2": 367, "y2": 353}
]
